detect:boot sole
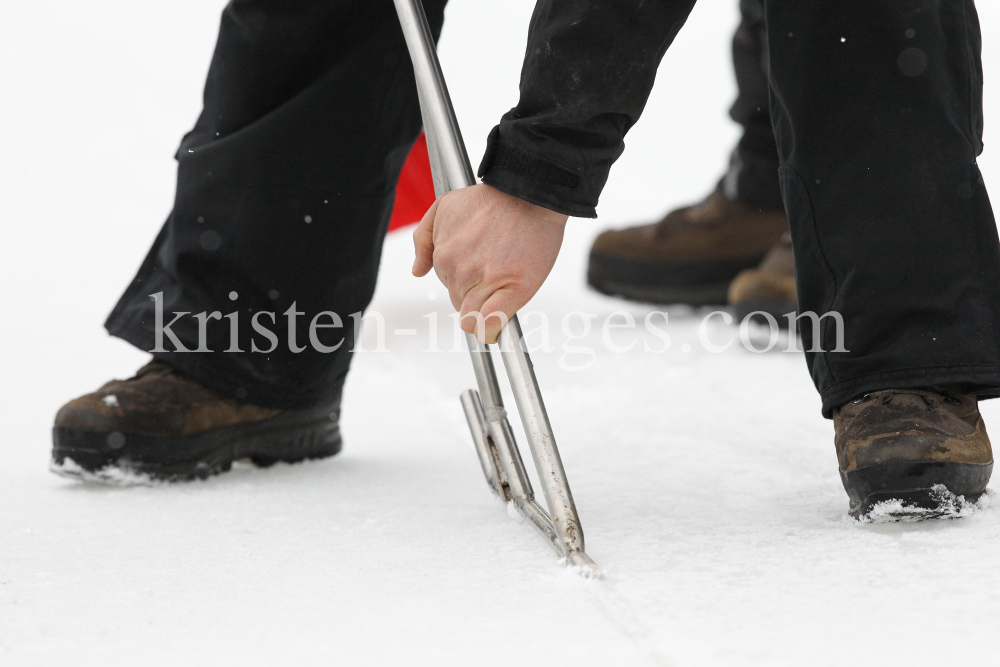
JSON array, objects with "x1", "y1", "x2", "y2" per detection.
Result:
[
  {"x1": 588, "y1": 278, "x2": 731, "y2": 306},
  {"x1": 842, "y1": 460, "x2": 993, "y2": 519},
  {"x1": 587, "y1": 251, "x2": 763, "y2": 306},
  {"x1": 51, "y1": 404, "x2": 341, "y2": 483}
]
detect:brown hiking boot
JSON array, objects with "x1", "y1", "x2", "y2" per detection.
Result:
[
  {"x1": 51, "y1": 360, "x2": 342, "y2": 483},
  {"x1": 587, "y1": 186, "x2": 788, "y2": 305},
  {"x1": 833, "y1": 388, "x2": 993, "y2": 519},
  {"x1": 728, "y1": 231, "x2": 797, "y2": 326}
]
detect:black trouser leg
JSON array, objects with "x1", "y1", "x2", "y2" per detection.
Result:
[
  {"x1": 106, "y1": 0, "x2": 447, "y2": 409},
  {"x1": 765, "y1": 0, "x2": 1000, "y2": 416},
  {"x1": 722, "y1": 0, "x2": 784, "y2": 211}
]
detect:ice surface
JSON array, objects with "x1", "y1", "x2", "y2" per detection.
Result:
[{"x1": 2, "y1": 1, "x2": 1000, "y2": 666}]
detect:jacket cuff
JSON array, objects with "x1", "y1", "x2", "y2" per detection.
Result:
[{"x1": 477, "y1": 126, "x2": 598, "y2": 219}]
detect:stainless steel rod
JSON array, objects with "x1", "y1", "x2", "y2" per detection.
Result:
[
  {"x1": 392, "y1": 0, "x2": 475, "y2": 196},
  {"x1": 460, "y1": 390, "x2": 503, "y2": 498},
  {"x1": 498, "y1": 319, "x2": 585, "y2": 552},
  {"x1": 392, "y1": 0, "x2": 597, "y2": 572},
  {"x1": 466, "y1": 336, "x2": 508, "y2": 422}
]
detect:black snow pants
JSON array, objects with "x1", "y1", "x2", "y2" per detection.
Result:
[
  {"x1": 767, "y1": 0, "x2": 1000, "y2": 415},
  {"x1": 106, "y1": 0, "x2": 1000, "y2": 418},
  {"x1": 713, "y1": 0, "x2": 999, "y2": 414},
  {"x1": 106, "y1": 0, "x2": 448, "y2": 409}
]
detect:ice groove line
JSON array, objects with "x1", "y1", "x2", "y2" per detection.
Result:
[{"x1": 574, "y1": 574, "x2": 674, "y2": 667}]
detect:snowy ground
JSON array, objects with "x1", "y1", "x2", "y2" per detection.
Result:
[{"x1": 3, "y1": 1, "x2": 1000, "y2": 665}]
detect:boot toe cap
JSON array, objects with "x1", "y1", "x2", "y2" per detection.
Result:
[{"x1": 54, "y1": 393, "x2": 184, "y2": 436}]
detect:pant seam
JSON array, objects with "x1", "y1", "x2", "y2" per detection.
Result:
[
  {"x1": 960, "y1": 0, "x2": 983, "y2": 156},
  {"x1": 784, "y1": 163, "x2": 840, "y2": 383}
]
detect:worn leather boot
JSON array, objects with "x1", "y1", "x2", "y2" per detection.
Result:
[
  {"x1": 587, "y1": 187, "x2": 788, "y2": 305},
  {"x1": 728, "y1": 231, "x2": 797, "y2": 326},
  {"x1": 51, "y1": 360, "x2": 342, "y2": 482},
  {"x1": 834, "y1": 387, "x2": 993, "y2": 519}
]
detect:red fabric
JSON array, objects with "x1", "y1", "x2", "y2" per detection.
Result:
[{"x1": 388, "y1": 133, "x2": 435, "y2": 231}]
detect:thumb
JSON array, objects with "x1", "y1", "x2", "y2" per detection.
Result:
[{"x1": 411, "y1": 197, "x2": 440, "y2": 277}]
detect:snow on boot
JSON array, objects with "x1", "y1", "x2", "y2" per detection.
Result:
[
  {"x1": 728, "y1": 231, "x2": 797, "y2": 326},
  {"x1": 833, "y1": 388, "x2": 993, "y2": 520},
  {"x1": 51, "y1": 360, "x2": 342, "y2": 483},
  {"x1": 587, "y1": 186, "x2": 788, "y2": 305}
]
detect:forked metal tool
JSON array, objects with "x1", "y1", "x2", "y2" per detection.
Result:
[{"x1": 393, "y1": 0, "x2": 599, "y2": 572}]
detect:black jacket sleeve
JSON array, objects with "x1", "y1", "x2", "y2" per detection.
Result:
[{"x1": 477, "y1": 0, "x2": 697, "y2": 218}]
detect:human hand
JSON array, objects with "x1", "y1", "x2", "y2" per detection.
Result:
[{"x1": 412, "y1": 183, "x2": 568, "y2": 344}]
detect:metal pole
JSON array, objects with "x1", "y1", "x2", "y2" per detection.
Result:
[
  {"x1": 392, "y1": 0, "x2": 475, "y2": 197},
  {"x1": 498, "y1": 319, "x2": 585, "y2": 553},
  {"x1": 393, "y1": 0, "x2": 597, "y2": 573}
]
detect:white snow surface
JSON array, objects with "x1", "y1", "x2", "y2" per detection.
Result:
[{"x1": 3, "y1": 1, "x2": 1000, "y2": 665}]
